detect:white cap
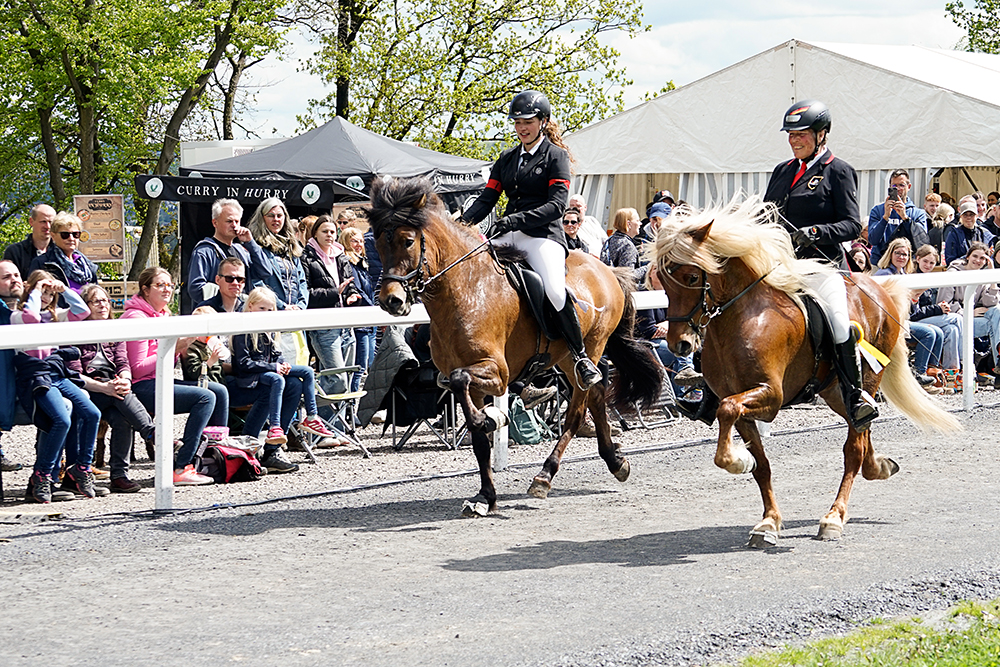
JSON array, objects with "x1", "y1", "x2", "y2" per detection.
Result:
[{"x1": 958, "y1": 200, "x2": 978, "y2": 216}]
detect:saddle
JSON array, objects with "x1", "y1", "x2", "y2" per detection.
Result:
[
  {"x1": 783, "y1": 292, "x2": 838, "y2": 406},
  {"x1": 494, "y1": 249, "x2": 559, "y2": 387},
  {"x1": 499, "y1": 255, "x2": 562, "y2": 342}
]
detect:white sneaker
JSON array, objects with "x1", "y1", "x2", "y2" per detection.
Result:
[{"x1": 371, "y1": 409, "x2": 387, "y2": 425}]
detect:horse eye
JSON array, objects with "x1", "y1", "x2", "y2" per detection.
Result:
[
  {"x1": 404, "y1": 237, "x2": 415, "y2": 249},
  {"x1": 685, "y1": 273, "x2": 699, "y2": 286}
]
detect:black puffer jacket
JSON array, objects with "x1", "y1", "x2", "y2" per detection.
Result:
[{"x1": 301, "y1": 243, "x2": 361, "y2": 309}]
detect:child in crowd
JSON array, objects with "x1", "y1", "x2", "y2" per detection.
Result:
[
  {"x1": 12, "y1": 270, "x2": 103, "y2": 502},
  {"x1": 230, "y1": 287, "x2": 341, "y2": 472},
  {"x1": 180, "y1": 306, "x2": 230, "y2": 386}
]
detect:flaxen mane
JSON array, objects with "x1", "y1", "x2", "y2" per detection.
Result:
[{"x1": 650, "y1": 195, "x2": 840, "y2": 313}]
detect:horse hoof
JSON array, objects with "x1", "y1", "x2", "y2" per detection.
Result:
[
  {"x1": 724, "y1": 448, "x2": 756, "y2": 475},
  {"x1": 461, "y1": 496, "x2": 491, "y2": 518},
  {"x1": 747, "y1": 530, "x2": 778, "y2": 549},
  {"x1": 816, "y1": 523, "x2": 843, "y2": 541},
  {"x1": 613, "y1": 458, "x2": 631, "y2": 482},
  {"x1": 527, "y1": 477, "x2": 551, "y2": 499},
  {"x1": 884, "y1": 457, "x2": 900, "y2": 478}
]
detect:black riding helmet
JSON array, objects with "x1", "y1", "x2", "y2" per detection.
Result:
[
  {"x1": 781, "y1": 100, "x2": 831, "y2": 134},
  {"x1": 508, "y1": 90, "x2": 551, "y2": 121}
]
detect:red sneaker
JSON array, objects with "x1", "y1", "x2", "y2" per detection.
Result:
[
  {"x1": 265, "y1": 426, "x2": 288, "y2": 445},
  {"x1": 299, "y1": 416, "x2": 337, "y2": 438},
  {"x1": 173, "y1": 465, "x2": 213, "y2": 486}
]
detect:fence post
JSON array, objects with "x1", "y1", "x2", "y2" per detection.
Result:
[
  {"x1": 154, "y1": 337, "x2": 177, "y2": 511},
  {"x1": 962, "y1": 286, "x2": 976, "y2": 412}
]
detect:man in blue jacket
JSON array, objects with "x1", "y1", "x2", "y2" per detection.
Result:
[{"x1": 868, "y1": 169, "x2": 930, "y2": 265}]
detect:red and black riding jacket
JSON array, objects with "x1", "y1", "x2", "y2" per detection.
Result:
[{"x1": 463, "y1": 137, "x2": 572, "y2": 248}]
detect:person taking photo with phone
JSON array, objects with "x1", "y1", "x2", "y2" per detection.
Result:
[{"x1": 867, "y1": 168, "x2": 930, "y2": 266}]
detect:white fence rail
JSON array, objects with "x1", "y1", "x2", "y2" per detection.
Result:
[{"x1": 1, "y1": 271, "x2": 996, "y2": 510}]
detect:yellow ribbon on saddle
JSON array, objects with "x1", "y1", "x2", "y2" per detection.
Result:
[{"x1": 850, "y1": 320, "x2": 890, "y2": 373}]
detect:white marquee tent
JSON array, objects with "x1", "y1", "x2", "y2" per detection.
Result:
[{"x1": 567, "y1": 39, "x2": 1000, "y2": 226}]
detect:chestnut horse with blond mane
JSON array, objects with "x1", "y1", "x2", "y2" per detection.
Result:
[
  {"x1": 652, "y1": 197, "x2": 959, "y2": 547},
  {"x1": 369, "y1": 177, "x2": 662, "y2": 516}
]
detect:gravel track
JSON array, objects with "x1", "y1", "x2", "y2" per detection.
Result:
[{"x1": 0, "y1": 392, "x2": 997, "y2": 666}]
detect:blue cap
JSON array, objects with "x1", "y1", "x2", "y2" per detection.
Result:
[{"x1": 648, "y1": 202, "x2": 672, "y2": 219}]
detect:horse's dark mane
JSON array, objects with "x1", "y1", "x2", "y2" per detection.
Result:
[
  {"x1": 368, "y1": 177, "x2": 444, "y2": 238},
  {"x1": 492, "y1": 244, "x2": 527, "y2": 264}
]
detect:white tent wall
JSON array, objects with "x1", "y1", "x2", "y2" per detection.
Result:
[{"x1": 567, "y1": 39, "x2": 1000, "y2": 229}]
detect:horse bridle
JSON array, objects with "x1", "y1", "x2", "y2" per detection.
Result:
[
  {"x1": 380, "y1": 228, "x2": 431, "y2": 304},
  {"x1": 380, "y1": 226, "x2": 496, "y2": 304},
  {"x1": 659, "y1": 262, "x2": 774, "y2": 333}
]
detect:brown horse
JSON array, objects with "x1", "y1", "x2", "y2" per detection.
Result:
[
  {"x1": 651, "y1": 197, "x2": 960, "y2": 547},
  {"x1": 369, "y1": 177, "x2": 662, "y2": 516}
]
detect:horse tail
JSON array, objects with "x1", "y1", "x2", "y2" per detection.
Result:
[
  {"x1": 877, "y1": 278, "x2": 962, "y2": 432},
  {"x1": 605, "y1": 268, "x2": 664, "y2": 410}
]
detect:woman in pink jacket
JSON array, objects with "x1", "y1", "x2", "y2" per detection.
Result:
[{"x1": 121, "y1": 267, "x2": 229, "y2": 485}]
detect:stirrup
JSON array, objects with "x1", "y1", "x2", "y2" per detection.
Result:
[
  {"x1": 849, "y1": 390, "x2": 879, "y2": 432},
  {"x1": 519, "y1": 385, "x2": 557, "y2": 410},
  {"x1": 573, "y1": 357, "x2": 602, "y2": 391}
]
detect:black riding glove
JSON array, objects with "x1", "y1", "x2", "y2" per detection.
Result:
[
  {"x1": 790, "y1": 226, "x2": 819, "y2": 249},
  {"x1": 491, "y1": 221, "x2": 511, "y2": 237}
]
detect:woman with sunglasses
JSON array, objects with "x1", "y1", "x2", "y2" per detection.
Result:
[{"x1": 28, "y1": 212, "x2": 98, "y2": 294}]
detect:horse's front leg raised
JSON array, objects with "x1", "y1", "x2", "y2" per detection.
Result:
[{"x1": 714, "y1": 384, "x2": 781, "y2": 475}]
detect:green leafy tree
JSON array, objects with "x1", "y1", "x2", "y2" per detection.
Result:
[
  {"x1": 302, "y1": 0, "x2": 645, "y2": 159},
  {"x1": 947, "y1": 0, "x2": 1000, "y2": 53},
  {"x1": 0, "y1": 0, "x2": 288, "y2": 277}
]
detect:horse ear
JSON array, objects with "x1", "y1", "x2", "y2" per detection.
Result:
[
  {"x1": 688, "y1": 220, "x2": 713, "y2": 244},
  {"x1": 413, "y1": 194, "x2": 427, "y2": 209}
]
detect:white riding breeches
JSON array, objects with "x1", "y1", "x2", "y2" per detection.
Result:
[
  {"x1": 801, "y1": 272, "x2": 851, "y2": 343},
  {"x1": 497, "y1": 230, "x2": 567, "y2": 310}
]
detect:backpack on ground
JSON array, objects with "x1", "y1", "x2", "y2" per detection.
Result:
[
  {"x1": 197, "y1": 444, "x2": 265, "y2": 483},
  {"x1": 507, "y1": 395, "x2": 554, "y2": 445}
]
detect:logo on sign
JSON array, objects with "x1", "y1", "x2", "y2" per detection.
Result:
[
  {"x1": 302, "y1": 183, "x2": 321, "y2": 205},
  {"x1": 145, "y1": 177, "x2": 164, "y2": 198}
]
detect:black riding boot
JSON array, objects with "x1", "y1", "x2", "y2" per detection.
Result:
[
  {"x1": 556, "y1": 298, "x2": 602, "y2": 391},
  {"x1": 835, "y1": 328, "x2": 879, "y2": 432}
]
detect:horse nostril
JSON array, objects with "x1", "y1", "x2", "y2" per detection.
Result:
[{"x1": 674, "y1": 340, "x2": 692, "y2": 357}]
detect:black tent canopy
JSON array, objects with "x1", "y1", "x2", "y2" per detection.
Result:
[{"x1": 134, "y1": 116, "x2": 489, "y2": 312}]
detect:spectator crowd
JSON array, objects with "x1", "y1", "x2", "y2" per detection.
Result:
[{"x1": 1, "y1": 179, "x2": 996, "y2": 503}]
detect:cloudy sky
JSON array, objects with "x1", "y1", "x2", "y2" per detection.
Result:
[{"x1": 245, "y1": 1, "x2": 967, "y2": 138}]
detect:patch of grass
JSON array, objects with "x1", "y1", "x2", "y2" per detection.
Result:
[{"x1": 732, "y1": 600, "x2": 1000, "y2": 667}]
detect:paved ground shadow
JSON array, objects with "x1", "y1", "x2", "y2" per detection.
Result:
[{"x1": 440, "y1": 519, "x2": 816, "y2": 571}]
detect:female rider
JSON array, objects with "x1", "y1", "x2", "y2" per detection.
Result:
[
  {"x1": 460, "y1": 90, "x2": 601, "y2": 391},
  {"x1": 763, "y1": 100, "x2": 878, "y2": 431}
]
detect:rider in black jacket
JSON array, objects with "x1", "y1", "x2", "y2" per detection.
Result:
[
  {"x1": 461, "y1": 90, "x2": 601, "y2": 390},
  {"x1": 764, "y1": 100, "x2": 877, "y2": 432}
]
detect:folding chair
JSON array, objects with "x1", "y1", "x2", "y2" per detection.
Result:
[
  {"x1": 386, "y1": 361, "x2": 465, "y2": 450},
  {"x1": 291, "y1": 366, "x2": 372, "y2": 459}
]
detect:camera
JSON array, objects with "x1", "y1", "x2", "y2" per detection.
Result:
[{"x1": 887, "y1": 186, "x2": 900, "y2": 201}]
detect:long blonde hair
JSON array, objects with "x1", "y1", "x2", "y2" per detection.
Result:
[
  {"x1": 248, "y1": 198, "x2": 301, "y2": 258},
  {"x1": 237, "y1": 286, "x2": 280, "y2": 353}
]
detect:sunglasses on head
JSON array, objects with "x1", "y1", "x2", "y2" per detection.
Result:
[
  {"x1": 219, "y1": 275, "x2": 245, "y2": 283},
  {"x1": 59, "y1": 231, "x2": 82, "y2": 239}
]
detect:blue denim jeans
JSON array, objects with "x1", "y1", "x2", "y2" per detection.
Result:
[
  {"x1": 915, "y1": 313, "x2": 962, "y2": 369},
  {"x1": 351, "y1": 328, "x2": 377, "y2": 392},
  {"x1": 647, "y1": 339, "x2": 696, "y2": 394},
  {"x1": 909, "y1": 322, "x2": 943, "y2": 374},
  {"x1": 229, "y1": 366, "x2": 316, "y2": 437},
  {"x1": 133, "y1": 379, "x2": 229, "y2": 470},
  {"x1": 310, "y1": 327, "x2": 355, "y2": 395}
]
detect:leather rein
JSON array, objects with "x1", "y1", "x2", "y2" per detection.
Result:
[{"x1": 380, "y1": 227, "x2": 495, "y2": 304}]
